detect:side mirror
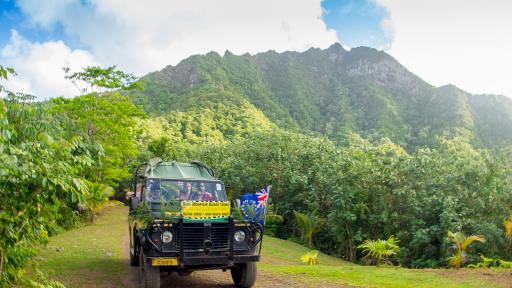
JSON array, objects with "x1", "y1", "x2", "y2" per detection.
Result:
[{"x1": 129, "y1": 196, "x2": 139, "y2": 211}]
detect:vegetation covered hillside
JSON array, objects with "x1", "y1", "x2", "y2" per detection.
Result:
[
  {"x1": 125, "y1": 47, "x2": 512, "y2": 270},
  {"x1": 131, "y1": 43, "x2": 512, "y2": 150},
  {"x1": 2, "y1": 51, "x2": 512, "y2": 287}
]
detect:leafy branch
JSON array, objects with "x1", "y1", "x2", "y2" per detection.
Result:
[{"x1": 63, "y1": 65, "x2": 143, "y2": 96}]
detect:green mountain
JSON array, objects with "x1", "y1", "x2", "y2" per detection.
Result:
[{"x1": 131, "y1": 43, "x2": 512, "y2": 149}]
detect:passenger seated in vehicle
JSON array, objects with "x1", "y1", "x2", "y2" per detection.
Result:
[
  {"x1": 179, "y1": 182, "x2": 193, "y2": 200},
  {"x1": 147, "y1": 182, "x2": 162, "y2": 201},
  {"x1": 190, "y1": 182, "x2": 213, "y2": 201},
  {"x1": 161, "y1": 187, "x2": 176, "y2": 201}
]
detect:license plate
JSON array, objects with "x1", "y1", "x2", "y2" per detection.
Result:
[{"x1": 152, "y1": 258, "x2": 178, "y2": 266}]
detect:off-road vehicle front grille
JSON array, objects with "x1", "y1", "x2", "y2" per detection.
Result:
[
  {"x1": 211, "y1": 224, "x2": 230, "y2": 250},
  {"x1": 179, "y1": 222, "x2": 230, "y2": 251}
]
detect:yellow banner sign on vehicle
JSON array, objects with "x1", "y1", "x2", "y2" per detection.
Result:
[{"x1": 181, "y1": 201, "x2": 231, "y2": 219}]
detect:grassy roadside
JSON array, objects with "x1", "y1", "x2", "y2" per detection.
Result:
[
  {"x1": 32, "y1": 205, "x2": 134, "y2": 287},
  {"x1": 260, "y1": 237, "x2": 508, "y2": 288},
  {"x1": 33, "y1": 206, "x2": 507, "y2": 288}
]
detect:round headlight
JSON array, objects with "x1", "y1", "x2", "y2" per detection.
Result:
[
  {"x1": 162, "y1": 231, "x2": 173, "y2": 243},
  {"x1": 234, "y1": 230, "x2": 246, "y2": 242}
]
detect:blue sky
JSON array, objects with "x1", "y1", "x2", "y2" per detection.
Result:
[
  {"x1": 0, "y1": 0, "x2": 19, "y2": 45},
  {"x1": 1, "y1": 0, "x2": 56, "y2": 46},
  {"x1": 0, "y1": 0, "x2": 83, "y2": 49},
  {"x1": 0, "y1": 0, "x2": 391, "y2": 51},
  {"x1": 321, "y1": 0, "x2": 391, "y2": 49}
]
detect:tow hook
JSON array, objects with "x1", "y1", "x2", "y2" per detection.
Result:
[{"x1": 204, "y1": 240, "x2": 213, "y2": 254}]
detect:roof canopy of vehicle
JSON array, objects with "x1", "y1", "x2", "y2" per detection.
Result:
[{"x1": 143, "y1": 158, "x2": 217, "y2": 181}]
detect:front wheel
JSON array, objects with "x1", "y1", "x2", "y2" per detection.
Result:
[
  {"x1": 231, "y1": 262, "x2": 257, "y2": 288},
  {"x1": 129, "y1": 227, "x2": 139, "y2": 266},
  {"x1": 130, "y1": 245, "x2": 139, "y2": 266},
  {"x1": 139, "y1": 250, "x2": 160, "y2": 288}
]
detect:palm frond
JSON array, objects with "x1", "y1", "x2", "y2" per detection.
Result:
[
  {"x1": 460, "y1": 235, "x2": 486, "y2": 250},
  {"x1": 357, "y1": 236, "x2": 400, "y2": 265},
  {"x1": 293, "y1": 211, "x2": 315, "y2": 246},
  {"x1": 447, "y1": 231, "x2": 466, "y2": 250},
  {"x1": 447, "y1": 231, "x2": 486, "y2": 268}
]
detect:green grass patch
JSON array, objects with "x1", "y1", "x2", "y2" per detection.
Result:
[
  {"x1": 261, "y1": 234, "x2": 497, "y2": 288},
  {"x1": 34, "y1": 206, "x2": 502, "y2": 288},
  {"x1": 35, "y1": 206, "x2": 132, "y2": 287}
]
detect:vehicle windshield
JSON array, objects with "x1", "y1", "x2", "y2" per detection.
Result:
[{"x1": 144, "y1": 179, "x2": 227, "y2": 202}]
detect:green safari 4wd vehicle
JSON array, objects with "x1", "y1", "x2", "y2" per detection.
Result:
[{"x1": 128, "y1": 159, "x2": 263, "y2": 288}]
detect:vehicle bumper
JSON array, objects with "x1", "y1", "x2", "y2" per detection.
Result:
[
  {"x1": 179, "y1": 254, "x2": 260, "y2": 266},
  {"x1": 146, "y1": 253, "x2": 259, "y2": 271}
]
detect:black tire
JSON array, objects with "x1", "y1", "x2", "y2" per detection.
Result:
[
  {"x1": 130, "y1": 246, "x2": 139, "y2": 266},
  {"x1": 231, "y1": 262, "x2": 257, "y2": 288},
  {"x1": 129, "y1": 229, "x2": 139, "y2": 266},
  {"x1": 139, "y1": 250, "x2": 160, "y2": 288}
]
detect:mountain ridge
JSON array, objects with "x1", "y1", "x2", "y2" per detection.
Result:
[{"x1": 130, "y1": 43, "x2": 512, "y2": 150}]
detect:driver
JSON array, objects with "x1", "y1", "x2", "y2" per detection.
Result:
[
  {"x1": 147, "y1": 182, "x2": 162, "y2": 201},
  {"x1": 190, "y1": 182, "x2": 213, "y2": 201}
]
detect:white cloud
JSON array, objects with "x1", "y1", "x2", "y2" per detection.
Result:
[
  {"x1": 377, "y1": 0, "x2": 512, "y2": 97},
  {"x1": 13, "y1": 0, "x2": 337, "y2": 78},
  {"x1": 1, "y1": 30, "x2": 98, "y2": 99},
  {"x1": 4, "y1": 0, "x2": 511, "y2": 99}
]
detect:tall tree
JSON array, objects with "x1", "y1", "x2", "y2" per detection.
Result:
[{"x1": 56, "y1": 66, "x2": 145, "y2": 186}]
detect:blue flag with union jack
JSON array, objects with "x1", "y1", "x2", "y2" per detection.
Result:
[
  {"x1": 255, "y1": 186, "x2": 269, "y2": 209},
  {"x1": 240, "y1": 186, "x2": 270, "y2": 225}
]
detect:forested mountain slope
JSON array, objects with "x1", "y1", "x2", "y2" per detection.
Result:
[{"x1": 131, "y1": 43, "x2": 512, "y2": 150}]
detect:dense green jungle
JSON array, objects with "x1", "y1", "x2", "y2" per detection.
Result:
[{"x1": 1, "y1": 44, "x2": 512, "y2": 286}]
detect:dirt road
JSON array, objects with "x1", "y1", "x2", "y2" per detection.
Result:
[
  {"x1": 124, "y1": 238, "x2": 343, "y2": 287},
  {"x1": 142, "y1": 268, "x2": 341, "y2": 288},
  {"x1": 120, "y1": 211, "x2": 343, "y2": 288}
]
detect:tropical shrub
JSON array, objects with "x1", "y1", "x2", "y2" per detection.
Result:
[
  {"x1": 85, "y1": 181, "x2": 115, "y2": 214},
  {"x1": 447, "y1": 231, "x2": 486, "y2": 268},
  {"x1": 466, "y1": 254, "x2": 499, "y2": 268},
  {"x1": 293, "y1": 211, "x2": 316, "y2": 247},
  {"x1": 357, "y1": 236, "x2": 400, "y2": 265},
  {"x1": 504, "y1": 216, "x2": 512, "y2": 238},
  {"x1": 467, "y1": 254, "x2": 512, "y2": 269},
  {"x1": 301, "y1": 250, "x2": 319, "y2": 265},
  {"x1": 264, "y1": 203, "x2": 283, "y2": 237},
  {"x1": 0, "y1": 93, "x2": 94, "y2": 285},
  {"x1": 0, "y1": 65, "x2": 143, "y2": 286},
  {"x1": 499, "y1": 259, "x2": 512, "y2": 268}
]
